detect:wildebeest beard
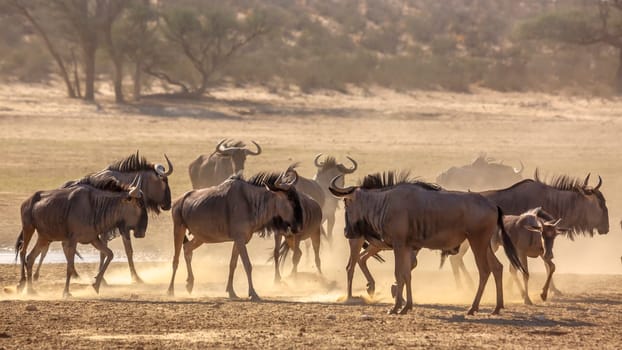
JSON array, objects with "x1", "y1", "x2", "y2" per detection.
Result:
[{"x1": 344, "y1": 210, "x2": 381, "y2": 240}]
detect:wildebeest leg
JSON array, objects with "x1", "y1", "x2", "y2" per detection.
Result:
[
  {"x1": 26, "y1": 237, "x2": 48, "y2": 294},
  {"x1": 183, "y1": 237, "x2": 203, "y2": 294},
  {"x1": 273, "y1": 232, "x2": 283, "y2": 283},
  {"x1": 91, "y1": 237, "x2": 113, "y2": 294},
  {"x1": 61, "y1": 239, "x2": 77, "y2": 298},
  {"x1": 33, "y1": 243, "x2": 49, "y2": 282},
  {"x1": 235, "y1": 240, "x2": 260, "y2": 301},
  {"x1": 226, "y1": 244, "x2": 240, "y2": 299},
  {"x1": 97, "y1": 239, "x2": 110, "y2": 287},
  {"x1": 346, "y1": 237, "x2": 364, "y2": 300},
  {"x1": 467, "y1": 237, "x2": 492, "y2": 315},
  {"x1": 540, "y1": 257, "x2": 555, "y2": 301},
  {"x1": 121, "y1": 235, "x2": 143, "y2": 284},
  {"x1": 311, "y1": 228, "x2": 322, "y2": 275},
  {"x1": 389, "y1": 244, "x2": 407, "y2": 315},
  {"x1": 18, "y1": 226, "x2": 35, "y2": 292},
  {"x1": 290, "y1": 237, "x2": 302, "y2": 276},
  {"x1": 449, "y1": 242, "x2": 471, "y2": 289},
  {"x1": 167, "y1": 222, "x2": 187, "y2": 296},
  {"x1": 545, "y1": 263, "x2": 563, "y2": 296},
  {"x1": 358, "y1": 245, "x2": 381, "y2": 297},
  {"x1": 326, "y1": 212, "x2": 336, "y2": 242},
  {"x1": 397, "y1": 246, "x2": 414, "y2": 315},
  {"x1": 487, "y1": 246, "x2": 504, "y2": 314},
  {"x1": 518, "y1": 254, "x2": 532, "y2": 305}
]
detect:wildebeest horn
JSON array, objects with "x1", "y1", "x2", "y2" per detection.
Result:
[
  {"x1": 594, "y1": 175, "x2": 602, "y2": 190},
  {"x1": 245, "y1": 141, "x2": 262, "y2": 156},
  {"x1": 583, "y1": 173, "x2": 591, "y2": 188},
  {"x1": 215, "y1": 139, "x2": 228, "y2": 154},
  {"x1": 155, "y1": 154, "x2": 174, "y2": 176},
  {"x1": 129, "y1": 176, "x2": 142, "y2": 198},
  {"x1": 338, "y1": 156, "x2": 358, "y2": 174},
  {"x1": 329, "y1": 175, "x2": 356, "y2": 196},
  {"x1": 314, "y1": 153, "x2": 324, "y2": 168},
  {"x1": 514, "y1": 161, "x2": 524, "y2": 174},
  {"x1": 545, "y1": 218, "x2": 562, "y2": 227}
]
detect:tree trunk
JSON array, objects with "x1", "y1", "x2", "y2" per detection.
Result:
[
  {"x1": 12, "y1": 3, "x2": 76, "y2": 98},
  {"x1": 83, "y1": 44, "x2": 96, "y2": 101},
  {"x1": 133, "y1": 61, "x2": 142, "y2": 101},
  {"x1": 616, "y1": 47, "x2": 622, "y2": 94},
  {"x1": 112, "y1": 58, "x2": 124, "y2": 103}
]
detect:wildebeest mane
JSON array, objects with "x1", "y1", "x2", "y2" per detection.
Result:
[
  {"x1": 70, "y1": 176, "x2": 128, "y2": 192},
  {"x1": 106, "y1": 151, "x2": 154, "y2": 173},
  {"x1": 359, "y1": 171, "x2": 442, "y2": 191},
  {"x1": 245, "y1": 172, "x2": 282, "y2": 187},
  {"x1": 533, "y1": 168, "x2": 587, "y2": 193},
  {"x1": 320, "y1": 156, "x2": 338, "y2": 169}
]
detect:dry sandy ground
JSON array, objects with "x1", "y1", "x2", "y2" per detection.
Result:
[
  {"x1": 1, "y1": 263, "x2": 622, "y2": 349},
  {"x1": 1, "y1": 83, "x2": 622, "y2": 348}
]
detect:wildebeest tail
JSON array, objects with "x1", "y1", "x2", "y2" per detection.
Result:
[
  {"x1": 497, "y1": 206, "x2": 528, "y2": 276},
  {"x1": 362, "y1": 241, "x2": 385, "y2": 263},
  {"x1": 14, "y1": 230, "x2": 24, "y2": 262},
  {"x1": 278, "y1": 241, "x2": 290, "y2": 268}
]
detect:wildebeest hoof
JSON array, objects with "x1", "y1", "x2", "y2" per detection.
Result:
[
  {"x1": 33, "y1": 273, "x2": 40, "y2": 282},
  {"x1": 366, "y1": 284, "x2": 375, "y2": 297},
  {"x1": 132, "y1": 276, "x2": 145, "y2": 284},
  {"x1": 491, "y1": 307, "x2": 501, "y2": 315},
  {"x1": 228, "y1": 291, "x2": 240, "y2": 300},
  {"x1": 167, "y1": 288, "x2": 175, "y2": 297},
  {"x1": 398, "y1": 305, "x2": 412, "y2": 315},
  {"x1": 387, "y1": 307, "x2": 399, "y2": 315},
  {"x1": 249, "y1": 294, "x2": 261, "y2": 302},
  {"x1": 467, "y1": 307, "x2": 478, "y2": 315},
  {"x1": 63, "y1": 291, "x2": 72, "y2": 298},
  {"x1": 540, "y1": 292, "x2": 548, "y2": 301},
  {"x1": 71, "y1": 271, "x2": 80, "y2": 279},
  {"x1": 525, "y1": 298, "x2": 533, "y2": 305},
  {"x1": 92, "y1": 282, "x2": 101, "y2": 294},
  {"x1": 185, "y1": 281, "x2": 194, "y2": 294}
]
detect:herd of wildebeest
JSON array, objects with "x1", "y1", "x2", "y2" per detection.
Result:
[{"x1": 13, "y1": 140, "x2": 611, "y2": 315}]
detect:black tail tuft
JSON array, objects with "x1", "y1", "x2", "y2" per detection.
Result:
[
  {"x1": 497, "y1": 206, "x2": 528, "y2": 276},
  {"x1": 278, "y1": 241, "x2": 290, "y2": 268},
  {"x1": 15, "y1": 230, "x2": 24, "y2": 263}
]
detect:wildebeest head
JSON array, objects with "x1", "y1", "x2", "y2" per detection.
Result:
[
  {"x1": 215, "y1": 139, "x2": 262, "y2": 174},
  {"x1": 539, "y1": 217, "x2": 568, "y2": 260},
  {"x1": 252, "y1": 166, "x2": 303, "y2": 234},
  {"x1": 119, "y1": 176, "x2": 149, "y2": 238},
  {"x1": 105, "y1": 151, "x2": 174, "y2": 213},
  {"x1": 578, "y1": 174, "x2": 609, "y2": 235},
  {"x1": 313, "y1": 154, "x2": 357, "y2": 188}
]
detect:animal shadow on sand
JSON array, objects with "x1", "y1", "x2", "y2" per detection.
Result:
[{"x1": 432, "y1": 313, "x2": 595, "y2": 328}]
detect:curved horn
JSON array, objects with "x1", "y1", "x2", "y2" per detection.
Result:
[
  {"x1": 328, "y1": 175, "x2": 356, "y2": 197},
  {"x1": 594, "y1": 175, "x2": 602, "y2": 190},
  {"x1": 583, "y1": 173, "x2": 591, "y2": 188},
  {"x1": 215, "y1": 139, "x2": 228, "y2": 154},
  {"x1": 545, "y1": 218, "x2": 562, "y2": 227},
  {"x1": 154, "y1": 154, "x2": 174, "y2": 177},
  {"x1": 129, "y1": 175, "x2": 142, "y2": 198},
  {"x1": 314, "y1": 153, "x2": 325, "y2": 168},
  {"x1": 245, "y1": 141, "x2": 262, "y2": 156},
  {"x1": 514, "y1": 160, "x2": 524, "y2": 174},
  {"x1": 338, "y1": 156, "x2": 358, "y2": 174},
  {"x1": 163, "y1": 154, "x2": 173, "y2": 176}
]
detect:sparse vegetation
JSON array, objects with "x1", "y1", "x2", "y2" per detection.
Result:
[{"x1": 0, "y1": 0, "x2": 620, "y2": 99}]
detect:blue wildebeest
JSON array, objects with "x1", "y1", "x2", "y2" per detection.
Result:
[
  {"x1": 436, "y1": 153, "x2": 523, "y2": 191},
  {"x1": 447, "y1": 171, "x2": 609, "y2": 294},
  {"x1": 312, "y1": 154, "x2": 357, "y2": 240},
  {"x1": 15, "y1": 176, "x2": 148, "y2": 297},
  {"x1": 167, "y1": 167, "x2": 304, "y2": 300},
  {"x1": 330, "y1": 171, "x2": 525, "y2": 315},
  {"x1": 188, "y1": 139, "x2": 262, "y2": 189},
  {"x1": 489, "y1": 207, "x2": 568, "y2": 305},
  {"x1": 34, "y1": 151, "x2": 173, "y2": 283},
  {"x1": 272, "y1": 186, "x2": 324, "y2": 282}
]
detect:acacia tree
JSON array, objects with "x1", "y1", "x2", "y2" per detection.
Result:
[
  {"x1": 145, "y1": 4, "x2": 270, "y2": 97},
  {"x1": 518, "y1": 1, "x2": 622, "y2": 92}
]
